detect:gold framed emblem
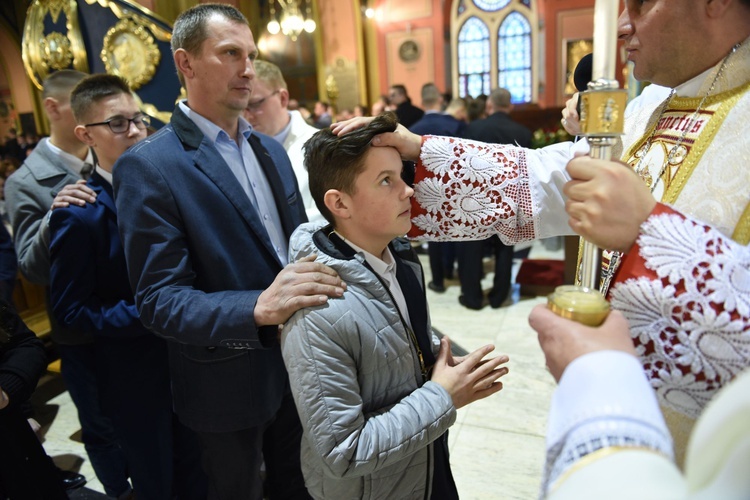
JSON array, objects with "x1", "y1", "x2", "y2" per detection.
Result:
[{"x1": 101, "y1": 18, "x2": 160, "y2": 90}]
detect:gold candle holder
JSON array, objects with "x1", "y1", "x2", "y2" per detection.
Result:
[{"x1": 547, "y1": 285, "x2": 610, "y2": 327}]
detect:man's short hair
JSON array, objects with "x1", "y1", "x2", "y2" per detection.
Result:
[
  {"x1": 304, "y1": 112, "x2": 399, "y2": 224},
  {"x1": 421, "y1": 83, "x2": 441, "y2": 107},
  {"x1": 390, "y1": 84, "x2": 407, "y2": 97},
  {"x1": 488, "y1": 88, "x2": 512, "y2": 109},
  {"x1": 171, "y1": 3, "x2": 248, "y2": 85},
  {"x1": 254, "y1": 60, "x2": 288, "y2": 91},
  {"x1": 70, "y1": 74, "x2": 132, "y2": 123},
  {"x1": 42, "y1": 70, "x2": 87, "y2": 101},
  {"x1": 445, "y1": 97, "x2": 466, "y2": 114}
]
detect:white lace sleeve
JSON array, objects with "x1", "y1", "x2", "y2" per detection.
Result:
[
  {"x1": 541, "y1": 351, "x2": 673, "y2": 497},
  {"x1": 610, "y1": 211, "x2": 750, "y2": 419},
  {"x1": 410, "y1": 136, "x2": 577, "y2": 244}
]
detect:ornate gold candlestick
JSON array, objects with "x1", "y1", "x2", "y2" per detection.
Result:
[{"x1": 548, "y1": 0, "x2": 626, "y2": 326}]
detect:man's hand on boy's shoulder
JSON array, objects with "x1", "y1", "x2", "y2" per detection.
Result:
[
  {"x1": 431, "y1": 337, "x2": 509, "y2": 409},
  {"x1": 254, "y1": 254, "x2": 347, "y2": 327}
]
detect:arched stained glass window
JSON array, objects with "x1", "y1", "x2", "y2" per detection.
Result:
[
  {"x1": 474, "y1": 0, "x2": 511, "y2": 11},
  {"x1": 457, "y1": 17, "x2": 491, "y2": 98},
  {"x1": 498, "y1": 11, "x2": 532, "y2": 103}
]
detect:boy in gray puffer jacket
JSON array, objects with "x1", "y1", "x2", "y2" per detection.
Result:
[{"x1": 281, "y1": 113, "x2": 510, "y2": 499}]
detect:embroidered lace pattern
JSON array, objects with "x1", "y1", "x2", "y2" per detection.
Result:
[
  {"x1": 412, "y1": 136, "x2": 536, "y2": 242},
  {"x1": 610, "y1": 213, "x2": 750, "y2": 418},
  {"x1": 541, "y1": 421, "x2": 672, "y2": 496}
]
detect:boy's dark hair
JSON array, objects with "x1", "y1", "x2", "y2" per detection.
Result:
[
  {"x1": 70, "y1": 74, "x2": 132, "y2": 123},
  {"x1": 304, "y1": 112, "x2": 399, "y2": 225}
]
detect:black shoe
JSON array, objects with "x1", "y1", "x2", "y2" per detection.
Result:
[
  {"x1": 488, "y1": 289, "x2": 508, "y2": 309},
  {"x1": 428, "y1": 281, "x2": 446, "y2": 293},
  {"x1": 59, "y1": 469, "x2": 86, "y2": 491},
  {"x1": 458, "y1": 295, "x2": 484, "y2": 310}
]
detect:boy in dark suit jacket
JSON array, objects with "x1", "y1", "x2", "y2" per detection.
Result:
[{"x1": 49, "y1": 74, "x2": 206, "y2": 499}]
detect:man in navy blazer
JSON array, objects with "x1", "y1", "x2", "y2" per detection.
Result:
[
  {"x1": 49, "y1": 74, "x2": 206, "y2": 499},
  {"x1": 113, "y1": 5, "x2": 344, "y2": 498}
]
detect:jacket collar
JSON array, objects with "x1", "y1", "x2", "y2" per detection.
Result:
[{"x1": 88, "y1": 171, "x2": 116, "y2": 214}]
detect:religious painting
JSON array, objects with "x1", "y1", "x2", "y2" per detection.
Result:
[{"x1": 563, "y1": 38, "x2": 593, "y2": 96}]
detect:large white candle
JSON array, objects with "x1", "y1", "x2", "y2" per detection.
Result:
[{"x1": 592, "y1": 0, "x2": 619, "y2": 81}]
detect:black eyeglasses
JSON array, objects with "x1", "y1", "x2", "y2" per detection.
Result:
[
  {"x1": 246, "y1": 90, "x2": 280, "y2": 112},
  {"x1": 85, "y1": 115, "x2": 151, "y2": 134}
]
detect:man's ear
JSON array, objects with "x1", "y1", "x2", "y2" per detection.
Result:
[
  {"x1": 73, "y1": 125, "x2": 95, "y2": 147},
  {"x1": 279, "y1": 88, "x2": 290, "y2": 109},
  {"x1": 43, "y1": 97, "x2": 59, "y2": 120},
  {"x1": 705, "y1": 0, "x2": 732, "y2": 17},
  {"x1": 173, "y1": 49, "x2": 194, "y2": 81},
  {"x1": 324, "y1": 189, "x2": 351, "y2": 220}
]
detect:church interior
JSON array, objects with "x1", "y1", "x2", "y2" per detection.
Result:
[{"x1": 0, "y1": 0, "x2": 643, "y2": 498}]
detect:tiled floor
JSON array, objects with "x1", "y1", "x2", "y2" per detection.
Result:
[{"x1": 33, "y1": 240, "x2": 563, "y2": 499}]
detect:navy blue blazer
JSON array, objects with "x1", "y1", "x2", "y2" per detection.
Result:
[
  {"x1": 463, "y1": 111, "x2": 533, "y2": 147},
  {"x1": 49, "y1": 172, "x2": 148, "y2": 338},
  {"x1": 409, "y1": 112, "x2": 466, "y2": 138},
  {"x1": 113, "y1": 106, "x2": 306, "y2": 432}
]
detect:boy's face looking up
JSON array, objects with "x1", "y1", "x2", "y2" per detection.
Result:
[{"x1": 329, "y1": 146, "x2": 413, "y2": 257}]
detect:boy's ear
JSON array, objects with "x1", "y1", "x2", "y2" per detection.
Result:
[
  {"x1": 323, "y1": 189, "x2": 351, "y2": 220},
  {"x1": 74, "y1": 124, "x2": 95, "y2": 147}
]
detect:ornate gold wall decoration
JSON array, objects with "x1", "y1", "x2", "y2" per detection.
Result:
[
  {"x1": 22, "y1": 0, "x2": 89, "y2": 90},
  {"x1": 84, "y1": 0, "x2": 172, "y2": 42},
  {"x1": 41, "y1": 32, "x2": 74, "y2": 70},
  {"x1": 101, "y1": 18, "x2": 161, "y2": 90}
]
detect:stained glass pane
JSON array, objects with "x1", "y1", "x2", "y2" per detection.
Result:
[
  {"x1": 458, "y1": 17, "x2": 491, "y2": 98},
  {"x1": 498, "y1": 12, "x2": 532, "y2": 103},
  {"x1": 457, "y1": 0, "x2": 467, "y2": 15},
  {"x1": 473, "y1": 0, "x2": 511, "y2": 11}
]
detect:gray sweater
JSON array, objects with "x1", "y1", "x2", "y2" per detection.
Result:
[{"x1": 281, "y1": 222, "x2": 456, "y2": 499}]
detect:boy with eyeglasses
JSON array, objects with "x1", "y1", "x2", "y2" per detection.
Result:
[{"x1": 48, "y1": 74, "x2": 207, "y2": 499}]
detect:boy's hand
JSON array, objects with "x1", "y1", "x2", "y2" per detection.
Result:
[
  {"x1": 431, "y1": 337, "x2": 509, "y2": 409},
  {"x1": 0, "y1": 387, "x2": 8, "y2": 410}
]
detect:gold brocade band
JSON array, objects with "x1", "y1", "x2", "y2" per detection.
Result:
[{"x1": 549, "y1": 446, "x2": 672, "y2": 495}]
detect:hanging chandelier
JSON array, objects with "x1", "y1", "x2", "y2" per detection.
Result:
[{"x1": 267, "y1": 0, "x2": 316, "y2": 41}]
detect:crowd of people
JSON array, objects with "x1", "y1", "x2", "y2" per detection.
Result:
[{"x1": 0, "y1": 0, "x2": 748, "y2": 498}]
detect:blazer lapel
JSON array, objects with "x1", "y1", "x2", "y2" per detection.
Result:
[
  {"x1": 248, "y1": 135, "x2": 296, "y2": 240},
  {"x1": 171, "y1": 107, "x2": 283, "y2": 265},
  {"x1": 89, "y1": 173, "x2": 116, "y2": 214}
]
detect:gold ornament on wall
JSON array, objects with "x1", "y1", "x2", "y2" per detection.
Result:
[
  {"x1": 101, "y1": 18, "x2": 161, "y2": 91},
  {"x1": 22, "y1": 0, "x2": 89, "y2": 90},
  {"x1": 40, "y1": 32, "x2": 74, "y2": 71}
]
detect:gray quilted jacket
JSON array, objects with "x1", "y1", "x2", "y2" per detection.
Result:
[{"x1": 281, "y1": 222, "x2": 456, "y2": 499}]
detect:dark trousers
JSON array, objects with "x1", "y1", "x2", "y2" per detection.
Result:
[
  {"x1": 457, "y1": 237, "x2": 514, "y2": 308},
  {"x1": 428, "y1": 242, "x2": 457, "y2": 287},
  {"x1": 58, "y1": 343, "x2": 131, "y2": 497},
  {"x1": 96, "y1": 335, "x2": 207, "y2": 500},
  {"x1": 0, "y1": 407, "x2": 67, "y2": 500},
  {"x1": 196, "y1": 390, "x2": 310, "y2": 500}
]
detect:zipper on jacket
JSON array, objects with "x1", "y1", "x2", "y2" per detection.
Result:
[{"x1": 406, "y1": 325, "x2": 428, "y2": 382}]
